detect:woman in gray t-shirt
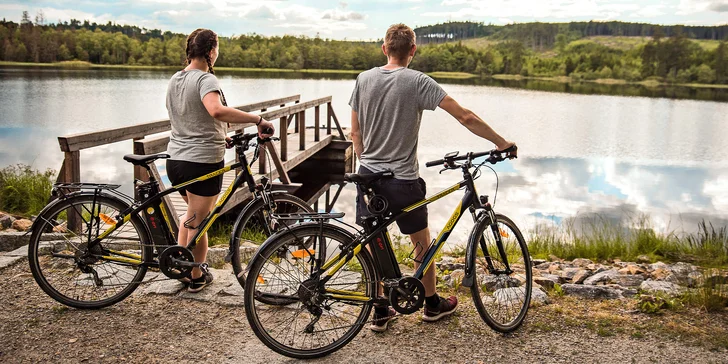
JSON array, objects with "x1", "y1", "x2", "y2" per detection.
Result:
[{"x1": 166, "y1": 28, "x2": 275, "y2": 292}]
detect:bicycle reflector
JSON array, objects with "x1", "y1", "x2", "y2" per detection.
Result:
[
  {"x1": 291, "y1": 249, "x2": 315, "y2": 259},
  {"x1": 98, "y1": 213, "x2": 116, "y2": 225}
]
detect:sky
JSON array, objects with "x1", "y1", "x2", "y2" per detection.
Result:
[{"x1": 0, "y1": 0, "x2": 727, "y2": 40}]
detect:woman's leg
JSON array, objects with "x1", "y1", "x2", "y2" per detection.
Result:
[{"x1": 179, "y1": 191, "x2": 218, "y2": 279}]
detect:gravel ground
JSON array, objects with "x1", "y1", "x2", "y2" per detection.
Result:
[{"x1": 1, "y1": 261, "x2": 727, "y2": 364}]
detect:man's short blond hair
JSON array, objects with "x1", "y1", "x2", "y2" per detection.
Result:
[{"x1": 384, "y1": 24, "x2": 416, "y2": 60}]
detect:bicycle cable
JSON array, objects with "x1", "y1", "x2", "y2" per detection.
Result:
[{"x1": 473, "y1": 160, "x2": 500, "y2": 208}]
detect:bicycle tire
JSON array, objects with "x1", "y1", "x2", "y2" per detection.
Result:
[
  {"x1": 28, "y1": 194, "x2": 152, "y2": 309},
  {"x1": 231, "y1": 192, "x2": 312, "y2": 293},
  {"x1": 468, "y1": 213, "x2": 532, "y2": 333},
  {"x1": 244, "y1": 223, "x2": 376, "y2": 359}
]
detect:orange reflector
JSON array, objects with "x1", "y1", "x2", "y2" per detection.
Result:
[
  {"x1": 291, "y1": 249, "x2": 314, "y2": 259},
  {"x1": 257, "y1": 275, "x2": 265, "y2": 284},
  {"x1": 99, "y1": 213, "x2": 116, "y2": 225},
  {"x1": 499, "y1": 229, "x2": 510, "y2": 238}
]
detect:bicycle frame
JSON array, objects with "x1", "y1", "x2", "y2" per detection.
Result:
[
  {"x1": 318, "y1": 166, "x2": 500, "y2": 303},
  {"x1": 86, "y1": 149, "x2": 259, "y2": 267}
]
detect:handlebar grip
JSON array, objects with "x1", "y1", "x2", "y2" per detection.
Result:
[
  {"x1": 261, "y1": 127, "x2": 274, "y2": 135},
  {"x1": 425, "y1": 159, "x2": 444, "y2": 167}
]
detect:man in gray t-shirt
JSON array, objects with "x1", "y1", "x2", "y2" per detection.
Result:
[{"x1": 349, "y1": 23, "x2": 517, "y2": 331}]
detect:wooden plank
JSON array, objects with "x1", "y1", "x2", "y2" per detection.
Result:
[
  {"x1": 299, "y1": 111, "x2": 306, "y2": 151},
  {"x1": 327, "y1": 102, "x2": 332, "y2": 134},
  {"x1": 328, "y1": 103, "x2": 346, "y2": 140},
  {"x1": 134, "y1": 135, "x2": 170, "y2": 155},
  {"x1": 266, "y1": 142, "x2": 290, "y2": 184},
  {"x1": 279, "y1": 117, "x2": 287, "y2": 162},
  {"x1": 305, "y1": 182, "x2": 332, "y2": 206},
  {"x1": 315, "y1": 106, "x2": 320, "y2": 142},
  {"x1": 59, "y1": 95, "x2": 302, "y2": 152},
  {"x1": 259, "y1": 96, "x2": 332, "y2": 121},
  {"x1": 62, "y1": 151, "x2": 82, "y2": 232}
]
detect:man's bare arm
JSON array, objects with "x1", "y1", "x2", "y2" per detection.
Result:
[
  {"x1": 438, "y1": 96, "x2": 515, "y2": 154},
  {"x1": 351, "y1": 109, "x2": 363, "y2": 159}
]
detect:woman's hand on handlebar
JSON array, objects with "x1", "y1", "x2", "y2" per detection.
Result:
[
  {"x1": 257, "y1": 119, "x2": 275, "y2": 139},
  {"x1": 496, "y1": 141, "x2": 518, "y2": 159},
  {"x1": 225, "y1": 136, "x2": 234, "y2": 149}
]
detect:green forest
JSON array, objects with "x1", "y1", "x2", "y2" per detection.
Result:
[{"x1": 1, "y1": 12, "x2": 727, "y2": 85}]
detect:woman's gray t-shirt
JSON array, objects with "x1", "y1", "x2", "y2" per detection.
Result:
[{"x1": 166, "y1": 69, "x2": 226, "y2": 164}]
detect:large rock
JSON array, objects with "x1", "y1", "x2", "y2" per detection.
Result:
[
  {"x1": 571, "y1": 258, "x2": 594, "y2": 267},
  {"x1": 572, "y1": 269, "x2": 593, "y2": 284},
  {"x1": 561, "y1": 284, "x2": 623, "y2": 299},
  {"x1": 492, "y1": 286, "x2": 549, "y2": 306},
  {"x1": 0, "y1": 213, "x2": 15, "y2": 229},
  {"x1": 613, "y1": 274, "x2": 645, "y2": 287},
  {"x1": 583, "y1": 269, "x2": 619, "y2": 285},
  {"x1": 478, "y1": 274, "x2": 522, "y2": 291},
  {"x1": 533, "y1": 274, "x2": 560, "y2": 290},
  {"x1": 665, "y1": 262, "x2": 699, "y2": 287},
  {"x1": 618, "y1": 264, "x2": 647, "y2": 275},
  {"x1": 11, "y1": 219, "x2": 32, "y2": 232},
  {"x1": 560, "y1": 267, "x2": 580, "y2": 282},
  {"x1": 0, "y1": 232, "x2": 31, "y2": 252},
  {"x1": 636, "y1": 255, "x2": 651, "y2": 264},
  {"x1": 640, "y1": 281, "x2": 685, "y2": 296}
]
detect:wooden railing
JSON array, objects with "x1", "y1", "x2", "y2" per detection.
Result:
[{"x1": 55, "y1": 94, "x2": 347, "y2": 232}]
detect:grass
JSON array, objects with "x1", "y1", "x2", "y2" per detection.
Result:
[
  {"x1": 0, "y1": 164, "x2": 55, "y2": 217},
  {"x1": 527, "y1": 214, "x2": 728, "y2": 267}
]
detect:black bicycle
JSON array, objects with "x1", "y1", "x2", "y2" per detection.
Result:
[
  {"x1": 243, "y1": 146, "x2": 531, "y2": 359},
  {"x1": 28, "y1": 131, "x2": 311, "y2": 309}
]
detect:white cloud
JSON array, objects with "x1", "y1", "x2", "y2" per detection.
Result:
[{"x1": 428, "y1": 0, "x2": 643, "y2": 19}]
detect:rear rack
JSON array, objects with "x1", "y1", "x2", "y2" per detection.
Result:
[
  {"x1": 54, "y1": 183, "x2": 121, "y2": 190},
  {"x1": 274, "y1": 212, "x2": 345, "y2": 220}
]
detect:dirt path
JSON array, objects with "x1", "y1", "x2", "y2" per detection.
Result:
[{"x1": 1, "y1": 261, "x2": 727, "y2": 364}]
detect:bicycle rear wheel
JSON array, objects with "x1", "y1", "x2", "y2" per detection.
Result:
[
  {"x1": 469, "y1": 213, "x2": 531, "y2": 333},
  {"x1": 244, "y1": 224, "x2": 376, "y2": 359},
  {"x1": 29, "y1": 194, "x2": 152, "y2": 309}
]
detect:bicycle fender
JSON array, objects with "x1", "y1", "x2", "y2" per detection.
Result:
[
  {"x1": 244, "y1": 221, "x2": 357, "y2": 273},
  {"x1": 462, "y1": 214, "x2": 491, "y2": 288}
]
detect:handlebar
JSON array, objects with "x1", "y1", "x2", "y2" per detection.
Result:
[
  {"x1": 229, "y1": 127, "x2": 277, "y2": 150},
  {"x1": 425, "y1": 145, "x2": 518, "y2": 168}
]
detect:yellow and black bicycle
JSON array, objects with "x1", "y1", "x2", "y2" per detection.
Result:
[
  {"x1": 28, "y1": 131, "x2": 311, "y2": 309},
  {"x1": 243, "y1": 146, "x2": 531, "y2": 359}
]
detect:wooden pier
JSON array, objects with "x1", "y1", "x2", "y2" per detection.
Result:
[{"x1": 56, "y1": 95, "x2": 354, "y2": 233}]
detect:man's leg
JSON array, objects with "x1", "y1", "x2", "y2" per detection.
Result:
[{"x1": 409, "y1": 227, "x2": 436, "y2": 296}]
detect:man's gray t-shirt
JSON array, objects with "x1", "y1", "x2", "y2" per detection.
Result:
[
  {"x1": 349, "y1": 67, "x2": 447, "y2": 180},
  {"x1": 166, "y1": 69, "x2": 227, "y2": 164}
]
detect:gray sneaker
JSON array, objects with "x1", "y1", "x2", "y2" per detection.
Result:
[
  {"x1": 187, "y1": 271, "x2": 214, "y2": 293},
  {"x1": 370, "y1": 307, "x2": 398, "y2": 332}
]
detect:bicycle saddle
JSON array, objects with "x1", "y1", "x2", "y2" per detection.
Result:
[
  {"x1": 123, "y1": 153, "x2": 170, "y2": 166},
  {"x1": 344, "y1": 171, "x2": 394, "y2": 185}
]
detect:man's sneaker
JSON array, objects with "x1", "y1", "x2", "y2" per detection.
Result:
[
  {"x1": 423, "y1": 295, "x2": 458, "y2": 322},
  {"x1": 187, "y1": 271, "x2": 214, "y2": 293},
  {"x1": 369, "y1": 307, "x2": 397, "y2": 332}
]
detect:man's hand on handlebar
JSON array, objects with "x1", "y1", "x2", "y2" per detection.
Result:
[
  {"x1": 496, "y1": 141, "x2": 518, "y2": 159},
  {"x1": 257, "y1": 119, "x2": 275, "y2": 139}
]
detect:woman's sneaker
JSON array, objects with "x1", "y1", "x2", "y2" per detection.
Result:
[
  {"x1": 369, "y1": 307, "x2": 398, "y2": 332},
  {"x1": 187, "y1": 271, "x2": 214, "y2": 293},
  {"x1": 422, "y1": 295, "x2": 458, "y2": 322}
]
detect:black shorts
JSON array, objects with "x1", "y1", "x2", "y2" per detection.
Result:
[
  {"x1": 355, "y1": 166, "x2": 428, "y2": 235},
  {"x1": 166, "y1": 159, "x2": 224, "y2": 197}
]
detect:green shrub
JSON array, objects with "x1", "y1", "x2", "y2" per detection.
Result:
[{"x1": 0, "y1": 164, "x2": 55, "y2": 216}]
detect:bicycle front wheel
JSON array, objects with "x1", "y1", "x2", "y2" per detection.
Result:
[
  {"x1": 469, "y1": 213, "x2": 532, "y2": 333},
  {"x1": 231, "y1": 192, "x2": 311, "y2": 285},
  {"x1": 244, "y1": 224, "x2": 376, "y2": 359},
  {"x1": 29, "y1": 194, "x2": 152, "y2": 309}
]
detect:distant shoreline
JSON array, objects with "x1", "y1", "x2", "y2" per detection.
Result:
[{"x1": 3, "y1": 61, "x2": 728, "y2": 90}]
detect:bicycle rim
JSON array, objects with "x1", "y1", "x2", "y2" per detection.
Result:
[
  {"x1": 244, "y1": 225, "x2": 375, "y2": 359},
  {"x1": 29, "y1": 195, "x2": 150, "y2": 309},
  {"x1": 470, "y1": 213, "x2": 532, "y2": 332}
]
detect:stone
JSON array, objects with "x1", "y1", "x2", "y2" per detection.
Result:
[
  {"x1": 548, "y1": 254, "x2": 562, "y2": 262},
  {"x1": 533, "y1": 274, "x2": 560, "y2": 290},
  {"x1": 618, "y1": 264, "x2": 647, "y2": 276},
  {"x1": 613, "y1": 274, "x2": 645, "y2": 287},
  {"x1": 560, "y1": 268, "x2": 580, "y2": 282},
  {"x1": 0, "y1": 213, "x2": 15, "y2": 229},
  {"x1": 11, "y1": 219, "x2": 32, "y2": 232},
  {"x1": 531, "y1": 258, "x2": 547, "y2": 266},
  {"x1": 479, "y1": 274, "x2": 522, "y2": 291},
  {"x1": 535, "y1": 261, "x2": 551, "y2": 270},
  {"x1": 0, "y1": 232, "x2": 30, "y2": 252},
  {"x1": 493, "y1": 286, "x2": 549, "y2": 306},
  {"x1": 583, "y1": 269, "x2": 619, "y2": 285},
  {"x1": 665, "y1": 262, "x2": 699, "y2": 287},
  {"x1": 640, "y1": 281, "x2": 685, "y2": 296},
  {"x1": 572, "y1": 270, "x2": 593, "y2": 284},
  {"x1": 571, "y1": 258, "x2": 594, "y2": 267},
  {"x1": 0, "y1": 254, "x2": 27, "y2": 271},
  {"x1": 648, "y1": 262, "x2": 669, "y2": 272},
  {"x1": 636, "y1": 255, "x2": 651, "y2": 264},
  {"x1": 706, "y1": 272, "x2": 728, "y2": 287},
  {"x1": 561, "y1": 284, "x2": 623, "y2": 299},
  {"x1": 547, "y1": 263, "x2": 562, "y2": 274},
  {"x1": 651, "y1": 268, "x2": 671, "y2": 281},
  {"x1": 139, "y1": 280, "x2": 185, "y2": 295},
  {"x1": 530, "y1": 287, "x2": 550, "y2": 306}
]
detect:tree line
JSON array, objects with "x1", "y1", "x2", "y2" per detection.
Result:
[{"x1": 1, "y1": 13, "x2": 726, "y2": 84}]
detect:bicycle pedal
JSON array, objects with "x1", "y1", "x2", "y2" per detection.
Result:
[{"x1": 199, "y1": 263, "x2": 210, "y2": 273}]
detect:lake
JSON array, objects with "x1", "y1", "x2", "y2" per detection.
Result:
[{"x1": 1, "y1": 67, "x2": 727, "y2": 244}]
